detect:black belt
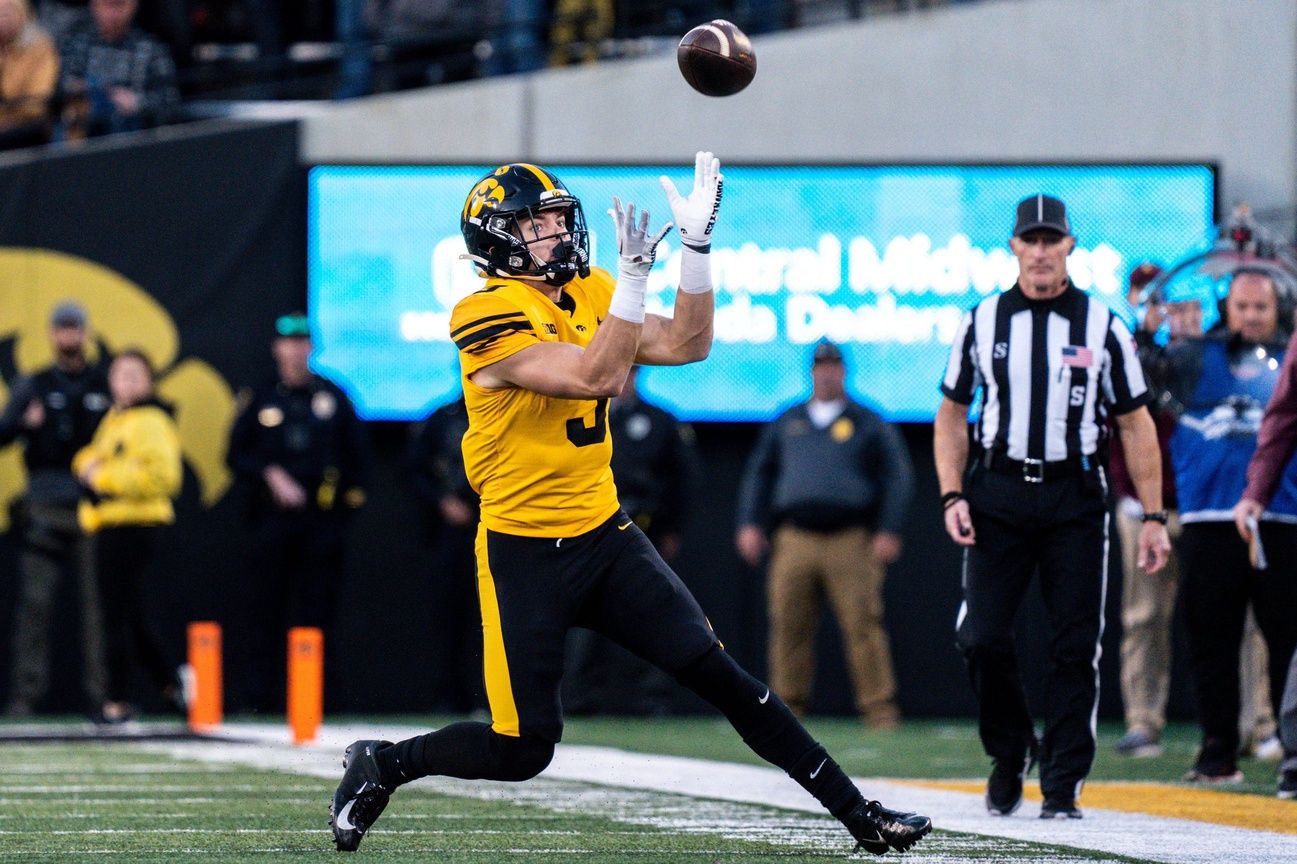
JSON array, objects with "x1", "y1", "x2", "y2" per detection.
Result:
[{"x1": 982, "y1": 451, "x2": 1092, "y2": 484}]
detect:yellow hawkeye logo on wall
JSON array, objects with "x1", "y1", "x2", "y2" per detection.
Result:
[{"x1": 0, "y1": 248, "x2": 236, "y2": 529}]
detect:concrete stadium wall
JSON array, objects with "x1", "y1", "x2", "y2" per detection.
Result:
[{"x1": 302, "y1": 0, "x2": 1297, "y2": 214}]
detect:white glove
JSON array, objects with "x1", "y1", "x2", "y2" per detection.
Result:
[
  {"x1": 609, "y1": 197, "x2": 671, "y2": 280},
  {"x1": 659, "y1": 151, "x2": 723, "y2": 252},
  {"x1": 607, "y1": 197, "x2": 669, "y2": 324}
]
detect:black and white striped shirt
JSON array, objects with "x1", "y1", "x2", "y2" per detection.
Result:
[{"x1": 941, "y1": 283, "x2": 1150, "y2": 461}]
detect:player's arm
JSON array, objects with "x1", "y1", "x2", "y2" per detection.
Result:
[
  {"x1": 637, "y1": 295, "x2": 713, "y2": 366},
  {"x1": 471, "y1": 316, "x2": 642, "y2": 399},
  {"x1": 472, "y1": 198, "x2": 668, "y2": 399},
  {"x1": 636, "y1": 151, "x2": 723, "y2": 367}
]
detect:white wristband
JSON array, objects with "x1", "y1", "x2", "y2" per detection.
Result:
[
  {"x1": 608, "y1": 272, "x2": 648, "y2": 324},
  {"x1": 679, "y1": 245, "x2": 713, "y2": 295}
]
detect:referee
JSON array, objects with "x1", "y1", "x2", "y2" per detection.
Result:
[{"x1": 933, "y1": 194, "x2": 1171, "y2": 820}]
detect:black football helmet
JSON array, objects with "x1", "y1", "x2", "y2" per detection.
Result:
[{"x1": 460, "y1": 163, "x2": 591, "y2": 285}]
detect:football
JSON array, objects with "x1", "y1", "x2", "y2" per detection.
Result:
[{"x1": 677, "y1": 19, "x2": 757, "y2": 97}]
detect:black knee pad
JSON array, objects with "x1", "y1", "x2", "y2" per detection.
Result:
[{"x1": 487, "y1": 732, "x2": 554, "y2": 781}]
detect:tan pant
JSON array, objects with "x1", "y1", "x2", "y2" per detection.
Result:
[
  {"x1": 767, "y1": 524, "x2": 897, "y2": 723},
  {"x1": 1117, "y1": 504, "x2": 1274, "y2": 738}
]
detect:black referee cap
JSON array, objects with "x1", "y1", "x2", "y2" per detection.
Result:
[{"x1": 1013, "y1": 194, "x2": 1071, "y2": 237}]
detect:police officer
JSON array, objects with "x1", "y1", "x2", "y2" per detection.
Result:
[
  {"x1": 405, "y1": 392, "x2": 485, "y2": 714},
  {"x1": 226, "y1": 313, "x2": 367, "y2": 707},
  {"x1": 736, "y1": 341, "x2": 914, "y2": 727},
  {"x1": 934, "y1": 195, "x2": 1170, "y2": 820},
  {"x1": 564, "y1": 365, "x2": 698, "y2": 715},
  {"x1": 0, "y1": 301, "x2": 109, "y2": 716}
]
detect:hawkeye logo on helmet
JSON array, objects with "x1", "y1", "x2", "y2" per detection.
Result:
[{"x1": 464, "y1": 178, "x2": 505, "y2": 219}]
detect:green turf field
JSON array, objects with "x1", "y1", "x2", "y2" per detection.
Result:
[{"x1": 0, "y1": 717, "x2": 1284, "y2": 863}]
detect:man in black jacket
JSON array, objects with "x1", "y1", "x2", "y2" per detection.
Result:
[
  {"x1": 736, "y1": 341, "x2": 914, "y2": 727},
  {"x1": 0, "y1": 301, "x2": 109, "y2": 716}
]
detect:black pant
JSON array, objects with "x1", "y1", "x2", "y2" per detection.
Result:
[
  {"x1": 957, "y1": 468, "x2": 1108, "y2": 802},
  {"x1": 1180, "y1": 521, "x2": 1297, "y2": 769},
  {"x1": 96, "y1": 525, "x2": 172, "y2": 703},
  {"x1": 245, "y1": 507, "x2": 348, "y2": 710}
]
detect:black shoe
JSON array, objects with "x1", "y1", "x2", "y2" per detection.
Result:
[
  {"x1": 1040, "y1": 798, "x2": 1082, "y2": 819},
  {"x1": 986, "y1": 738, "x2": 1039, "y2": 816},
  {"x1": 330, "y1": 739, "x2": 393, "y2": 851},
  {"x1": 1278, "y1": 768, "x2": 1297, "y2": 800},
  {"x1": 843, "y1": 798, "x2": 932, "y2": 855}
]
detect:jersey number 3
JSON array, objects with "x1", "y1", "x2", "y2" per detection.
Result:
[{"x1": 566, "y1": 398, "x2": 608, "y2": 447}]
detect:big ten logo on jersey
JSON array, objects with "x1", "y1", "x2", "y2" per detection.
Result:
[
  {"x1": 0, "y1": 248, "x2": 237, "y2": 530},
  {"x1": 543, "y1": 323, "x2": 558, "y2": 335}
]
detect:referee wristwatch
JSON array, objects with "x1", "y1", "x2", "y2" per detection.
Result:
[{"x1": 1140, "y1": 510, "x2": 1169, "y2": 525}]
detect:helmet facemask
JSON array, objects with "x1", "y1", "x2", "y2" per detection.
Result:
[{"x1": 485, "y1": 198, "x2": 590, "y2": 285}]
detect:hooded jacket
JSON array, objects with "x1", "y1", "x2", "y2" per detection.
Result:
[{"x1": 72, "y1": 400, "x2": 181, "y2": 532}]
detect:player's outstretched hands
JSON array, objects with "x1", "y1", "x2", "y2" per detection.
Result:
[
  {"x1": 610, "y1": 197, "x2": 671, "y2": 279},
  {"x1": 659, "y1": 151, "x2": 723, "y2": 251}
]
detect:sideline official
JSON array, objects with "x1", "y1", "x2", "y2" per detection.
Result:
[{"x1": 933, "y1": 195, "x2": 1170, "y2": 820}]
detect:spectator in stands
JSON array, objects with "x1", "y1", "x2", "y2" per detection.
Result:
[
  {"x1": 1163, "y1": 269, "x2": 1297, "y2": 783},
  {"x1": 736, "y1": 340, "x2": 913, "y2": 727},
  {"x1": 73, "y1": 349, "x2": 185, "y2": 724},
  {"x1": 564, "y1": 365, "x2": 698, "y2": 715},
  {"x1": 57, "y1": 0, "x2": 179, "y2": 137},
  {"x1": 549, "y1": 0, "x2": 611, "y2": 66},
  {"x1": 0, "y1": 0, "x2": 58, "y2": 148},
  {"x1": 0, "y1": 301, "x2": 109, "y2": 718},
  {"x1": 364, "y1": 0, "x2": 497, "y2": 87},
  {"x1": 405, "y1": 392, "x2": 485, "y2": 714}
]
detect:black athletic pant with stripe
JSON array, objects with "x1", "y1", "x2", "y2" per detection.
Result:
[{"x1": 956, "y1": 467, "x2": 1108, "y2": 803}]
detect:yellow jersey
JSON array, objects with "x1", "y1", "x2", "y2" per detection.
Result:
[{"x1": 451, "y1": 267, "x2": 621, "y2": 537}]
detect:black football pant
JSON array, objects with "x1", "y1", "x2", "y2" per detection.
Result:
[
  {"x1": 957, "y1": 468, "x2": 1108, "y2": 803},
  {"x1": 1179, "y1": 521, "x2": 1297, "y2": 769}
]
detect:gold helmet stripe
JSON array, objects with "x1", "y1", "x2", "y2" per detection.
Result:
[{"x1": 513, "y1": 163, "x2": 556, "y2": 192}]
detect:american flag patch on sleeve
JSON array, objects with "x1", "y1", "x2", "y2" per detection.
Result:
[{"x1": 1061, "y1": 345, "x2": 1094, "y2": 367}]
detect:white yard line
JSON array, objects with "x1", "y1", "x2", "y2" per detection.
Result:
[{"x1": 134, "y1": 722, "x2": 1295, "y2": 864}]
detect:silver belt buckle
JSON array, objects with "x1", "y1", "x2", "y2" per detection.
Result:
[{"x1": 1022, "y1": 458, "x2": 1045, "y2": 484}]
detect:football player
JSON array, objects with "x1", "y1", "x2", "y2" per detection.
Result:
[{"x1": 329, "y1": 154, "x2": 931, "y2": 855}]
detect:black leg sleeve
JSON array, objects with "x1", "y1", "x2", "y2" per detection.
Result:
[
  {"x1": 376, "y1": 721, "x2": 554, "y2": 788},
  {"x1": 674, "y1": 646, "x2": 863, "y2": 821}
]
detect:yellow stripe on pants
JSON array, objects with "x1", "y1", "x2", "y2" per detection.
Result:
[{"x1": 476, "y1": 524, "x2": 520, "y2": 737}]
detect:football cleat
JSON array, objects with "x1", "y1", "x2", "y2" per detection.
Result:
[
  {"x1": 844, "y1": 798, "x2": 932, "y2": 855},
  {"x1": 330, "y1": 739, "x2": 393, "y2": 852}
]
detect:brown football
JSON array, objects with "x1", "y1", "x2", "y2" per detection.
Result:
[{"x1": 677, "y1": 19, "x2": 756, "y2": 97}]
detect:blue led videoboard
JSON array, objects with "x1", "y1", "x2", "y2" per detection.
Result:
[{"x1": 308, "y1": 163, "x2": 1215, "y2": 421}]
